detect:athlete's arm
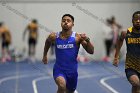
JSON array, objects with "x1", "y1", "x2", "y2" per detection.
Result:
[
  {"x1": 23, "y1": 25, "x2": 29, "y2": 41},
  {"x1": 42, "y1": 32, "x2": 56, "y2": 64},
  {"x1": 7, "y1": 30, "x2": 12, "y2": 44},
  {"x1": 36, "y1": 25, "x2": 39, "y2": 40},
  {"x1": 113, "y1": 31, "x2": 126, "y2": 67},
  {"x1": 77, "y1": 33, "x2": 94, "y2": 54}
]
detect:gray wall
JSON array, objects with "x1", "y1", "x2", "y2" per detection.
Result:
[{"x1": 0, "y1": 2, "x2": 140, "y2": 60}]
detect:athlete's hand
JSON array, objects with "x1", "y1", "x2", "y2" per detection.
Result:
[
  {"x1": 80, "y1": 33, "x2": 88, "y2": 41},
  {"x1": 42, "y1": 56, "x2": 48, "y2": 64},
  {"x1": 113, "y1": 58, "x2": 119, "y2": 67}
]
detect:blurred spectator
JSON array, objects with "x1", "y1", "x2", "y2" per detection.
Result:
[
  {"x1": 111, "y1": 16, "x2": 122, "y2": 49},
  {"x1": 102, "y1": 18, "x2": 113, "y2": 62},
  {"x1": 23, "y1": 19, "x2": 39, "y2": 60},
  {"x1": 0, "y1": 22, "x2": 12, "y2": 63},
  {"x1": 102, "y1": 16, "x2": 122, "y2": 62}
]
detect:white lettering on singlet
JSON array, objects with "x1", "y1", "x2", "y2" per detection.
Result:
[{"x1": 57, "y1": 44, "x2": 74, "y2": 49}]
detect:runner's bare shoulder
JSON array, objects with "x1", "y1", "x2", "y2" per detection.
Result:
[
  {"x1": 120, "y1": 30, "x2": 127, "y2": 40},
  {"x1": 49, "y1": 32, "x2": 56, "y2": 41}
]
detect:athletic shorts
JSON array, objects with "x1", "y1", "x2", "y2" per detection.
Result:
[
  {"x1": 125, "y1": 68, "x2": 140, "y2": 80},
  {"x1": 2, "y1": 41, "x2": 9, "y2": 49},
  {"x1": 28, "y1": 38, "x2": 37, "y2": 45},
  {"x1": 53, "y1": 67, "x2": 78, "y2": 92}
]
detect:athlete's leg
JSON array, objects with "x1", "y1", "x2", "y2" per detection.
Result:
[
  {"x1": 53, "y1": 68, "x2": 67, "y2": 93},
  {"x1": 32, "y1": 41, "x2": 36, "y2": 57},
  {"x1": 30, "y1": 44, "x2": 35, "y2": 56},
  {"x1": 5, "y1": 44, "x2": 11, "y2": 61},
  {"x1": 105, "y1": 39, "x2": 112, "y2": 57},
  {"x1": 32, "y1": 45, "x2": 36, "y2": 56},
  {"x1": 65, "y1": 71, "x2": 78, "y2": 93},
  {"x1": 1, "y1": 47, "x2": 7, "y2": 62},
  {"x1": 1, "y1": 42, "x2": 8, "y2": 62},
  {"x1": 125, "y1": 68, "x2": 140, "y2": 93},
  {"x1": 28, "y1": 38, "x2": 33, "y2": 57},
  {"x1": 28, "y1": 38, "x2": 36, "y2": 57},
  {"x1": 28, "y1": 42, "x2": 31, "y2": 57},
  {"x1": 130, "y1": 75, "x2": 140, "y2": 93},
  {"x1": 55, "y1": 76, "x2": 67, "y2": 93}
]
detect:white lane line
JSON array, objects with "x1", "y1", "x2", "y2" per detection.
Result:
[
  {"x1": 0, "y1": 74, "x2": 42, "y2": 93},
  {"x1": 32, "y1": 71, "x2": 101, "y2": 93},
  {"x1": 100, "y1": 75, "x2": 119, "y2": 93},
  {"x1": 32, "y1": 76, "x2": 51, "y2": 93},
  {"x1": 32, "y1": 65, "x2": 54, "y2": 93},
  {"x1": 74, "y1": 90, "x2": 78, "y2": 93},
  {"x1": 0, "y1": 74, "x2": 41, "y2": 84},
  {"x1": 33, "y1": 76, "x2": 79, "y2": 93},
  {"x1": 33, "y1": 67, "x2": 102, "y2": 93}
]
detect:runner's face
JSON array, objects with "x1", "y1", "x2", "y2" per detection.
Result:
[
  {"x1": 61, "y1": 16, "x2": 74, "y2": 31},
  {"x1": 133, "y1": 14, "x2": 140, "y2": 29}
]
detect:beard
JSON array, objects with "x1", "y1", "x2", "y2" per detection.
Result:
[
  {"x1": 63, "y1": 25, "x2": 69, "y2": 30},
  {"x1": 134, "y1": 25, "x2": 140, "y2": 30}
]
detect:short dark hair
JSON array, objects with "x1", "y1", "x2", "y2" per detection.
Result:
[
  {"x1": 62, "y1": 14, "x2": 74, "y2": 22},
  {"x1": 132, "y1": 11, "x2": 140, "y2": 18},
  {"x1": 32, "y1": 19, "x2": 38, "y2": 23},
  {"x1": 0, "y1": 22, "x2": 4, "y2": 27}
]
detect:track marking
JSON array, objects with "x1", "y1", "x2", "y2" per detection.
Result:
[
  {"x1": 100, "y1": 75, "x2": 119, "y2": 93},
  {"x1": 74, "y1": 90, "x2": 78, "y2": 93},
  {"x1": 32, "y1": 76, "x2": 51, "y2": 93},
  {"x1": 32, "y1": 71, "x2": 102, "y2": 93},
  {"x1": 0, "y1": 74, "x2": 41, "y2": 84},
  {"x1": 32, "y1": 76, "x2": 79, "y2": 93},
  {"x1": 32, "y1": 66, "x2": 53, "y2": 93}
]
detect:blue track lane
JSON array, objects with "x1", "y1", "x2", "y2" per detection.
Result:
[{"x1": 0, "y1": 60, "x2": 131, "y2": 93}]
